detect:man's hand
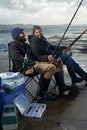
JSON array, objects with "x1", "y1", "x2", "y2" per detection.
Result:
[
  {"x1": 47, "y1": 54, "x2": 63, "y2": 69},
  {"x1": 35, "y1": 61, "x2": 39, "y2": 64},
  {"x1": 48, "y1": 55, "x2": 55, "y2": 62},
  {"x1": 53, "y1": 59, "x2": 61, "y2": 68}
]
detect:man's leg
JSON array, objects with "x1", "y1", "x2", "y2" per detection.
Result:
[
  {"x1": 70, "y1": 58, "x2": 87, "y2": 82},
  {"x1": 34, "y1": 63, "x2": 56, "y2": 100},
  {"x1": 60, "y1": 54, "x2": 83, "y2": 84},
  {"x1": 53, "y1": 60, "x2": 75, "y2": 95},
  {"x1": 54, "y1": 71, "x2": 75, "y2": 95},
  {"x1": 34, "y1": 62, "x2": 56, "y2": 79}
]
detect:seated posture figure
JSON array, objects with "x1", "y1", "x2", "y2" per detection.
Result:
[
  {"x1": 28, "y1": 25, "x2": 87, "y2": 84},
  {"x1": 10, "y1": 28, "x2": 73, "y2": 99}
]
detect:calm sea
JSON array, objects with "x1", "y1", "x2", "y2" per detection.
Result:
[{"x1": 0, "y1": 24, "x2": 87, "y2": 52}]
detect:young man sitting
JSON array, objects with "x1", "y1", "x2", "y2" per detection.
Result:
[{"x1": 28, "y1": 25, "x2": 87, "y2": 85}]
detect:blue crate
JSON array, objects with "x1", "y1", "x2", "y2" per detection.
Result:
[
  {"x1": 2, "y1": 83, "x2": 25, "y2": 105},
  {"x1": 0, "y1": 90, "x2": 3, "y2": 114},
  {"x1": 0, "y1": 77, "x2": 3, "y2": 114}
]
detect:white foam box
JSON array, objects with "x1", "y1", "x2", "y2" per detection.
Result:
[
  {"x1": 14, "y1": 93, "x2": 46, "y2": 118},
  {"x1": 1, "y1": 104, "x2": 18, "y2": 130}
]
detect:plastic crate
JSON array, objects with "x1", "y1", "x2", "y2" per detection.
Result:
[{"x1": 1, "y1": 104, "x2": 18, "y2": 130}]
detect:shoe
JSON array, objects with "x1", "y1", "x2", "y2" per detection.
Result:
[
  {"x1": 67, "y1": 67, "x2": 83, "y2": 84},
  {"x1": 60, "y1": 85, "x2": 79, "y2": 97},
  {"x1": 72, "y1": 77, "x2": 83, "y2": 84},
  {"x1": 60, "y1": 84, "x2": 78, "y2": 96},
  {"x1": 68, "y1": 85, "x2": 79, "y2": 97},
  {"x1": 83, "y1": 75, "x2": 87, "y2": 82},
  {"x1": 36, "y1": 96, "x2": 44, "y2": 103},
  {"x1": 42, "y1": 91, "x2": 56, "y2": 101}
]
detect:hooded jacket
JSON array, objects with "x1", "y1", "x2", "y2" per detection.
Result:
[{"x1": 28, "y1": 35, "x2": 67, "y2": 62}]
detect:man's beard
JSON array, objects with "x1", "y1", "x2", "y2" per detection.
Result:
[
  {"x1": 38, "y1": 34, "x2": 43, "y2": 39},
  {"x1": 18, "y1": 37, "x2": 26, "y2": 42}
]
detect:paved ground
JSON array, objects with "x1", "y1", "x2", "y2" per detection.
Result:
[{"x1": 0, "y1": 52, "x2": 87, "y2": 130}]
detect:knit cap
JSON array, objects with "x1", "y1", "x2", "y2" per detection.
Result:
[{"x1": 11, "y1": 27, "x2": 24, "y2": 39}]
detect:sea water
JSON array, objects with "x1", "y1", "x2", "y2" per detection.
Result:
[{"x1": 0, "y1": 24, "x2": 87, "y2": 52}]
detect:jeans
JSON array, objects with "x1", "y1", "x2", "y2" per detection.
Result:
[{"x1": 60, "y1": 54, "x2": 79, "y2": 70}]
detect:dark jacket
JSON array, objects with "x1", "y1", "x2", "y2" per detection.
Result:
[
  {"x1": 9, "y1": 40, "x2": 38, "y2": 72},
  {"x1": 28, "y1": 35, "x2": 67, "y2": 62}
]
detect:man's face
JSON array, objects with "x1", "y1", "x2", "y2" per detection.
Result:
[
  {"x1": 18, "y1": 31, "x2": 26, "y2": 42},
  {"x1": 34, "y1": 29, "x2": 42, "y2": 38}
]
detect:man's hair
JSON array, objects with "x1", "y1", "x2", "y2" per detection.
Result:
[{"x1": 32, "y1": 25, "x2": 42, "y2": 33}]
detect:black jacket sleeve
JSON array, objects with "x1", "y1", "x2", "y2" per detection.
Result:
[{"x1": 10, "y1": 42, "x2": 24, "y2": 72}]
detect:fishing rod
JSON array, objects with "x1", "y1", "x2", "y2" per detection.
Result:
[
  {"x1": 50, "y1": 29, "x2": 87, "y2": 69},
  {"x1": 52, "y1": 0, "x2": 84, "y2": 56},
  {"x1": 69, "y1": 29, "x2": 87, "y2": 48}
]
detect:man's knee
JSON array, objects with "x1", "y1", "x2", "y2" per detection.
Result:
[
  {"x1": 44, "y1": 64, "x2": 56, "y2": 79},
  {"x1": 48, "y1": 64, "x2": 56, "y2": 73}
]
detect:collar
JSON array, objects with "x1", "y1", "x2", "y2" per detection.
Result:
[{"x1": 14, "y1": 39, "x2": 24, "y2": 45}]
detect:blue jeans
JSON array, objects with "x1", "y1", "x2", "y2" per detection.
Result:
[
  {"x1": 59, "y1": 54, "x2": 79, "y2": 70},
  {"x1": 58, "y1": 54, "x2": 87, "y2": 81}
]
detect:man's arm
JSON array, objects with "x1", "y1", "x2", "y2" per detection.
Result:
[{"x1": 10, "y1": 43, "x2": 24, "y2": 71}]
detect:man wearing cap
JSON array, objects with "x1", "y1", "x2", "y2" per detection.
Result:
[
  {"x1": 28, "y1": 26, "x2": 78, "y2": 94},
  {"x1": 29, "y1": 25, "x2": 87, "y2": 85}
]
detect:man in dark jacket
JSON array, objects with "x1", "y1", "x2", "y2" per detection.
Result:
[{"x1": 29, "y1": 25, "x2": 87, "y2": 85}]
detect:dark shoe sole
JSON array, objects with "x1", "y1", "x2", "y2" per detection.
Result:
[
  {"x1": 72, "y1": 78, "x2": 83, "y2": 84},
  {"x1": 68, "y1": 86, "x2": 79, "y2": 97}
]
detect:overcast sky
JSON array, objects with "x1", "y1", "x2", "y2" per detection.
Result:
[{"x1": 0, "y1": 0, "x2": 87, "y2": 25}]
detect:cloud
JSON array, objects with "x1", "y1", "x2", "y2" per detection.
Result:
[{"x1": 0, "y1": 0, "x2": 87, "y2": 24}]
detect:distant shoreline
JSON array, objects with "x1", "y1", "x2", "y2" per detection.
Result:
[{"x1": 0, "y1": 24, "x2": 87, "y2": 26}]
